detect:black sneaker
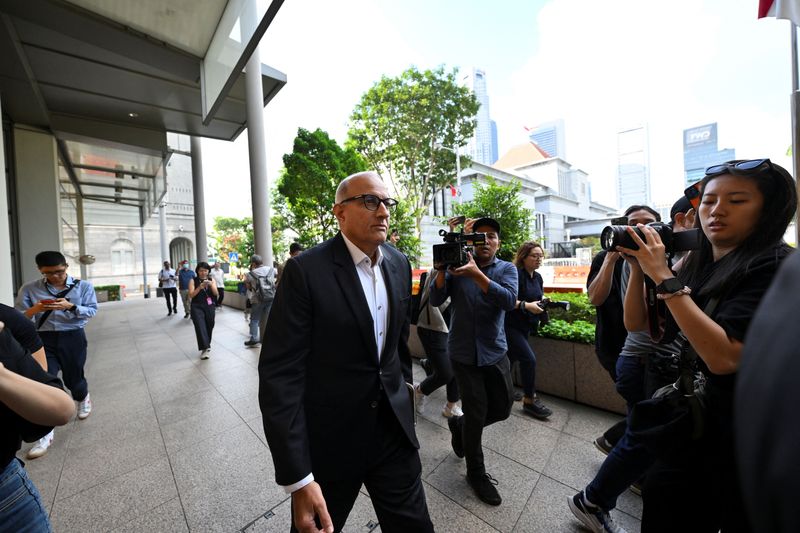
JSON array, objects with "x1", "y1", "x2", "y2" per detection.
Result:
[
  {"x1": 522, "y1": 397, "x2": 553, "y2": 420},
  {"x1": 419, "y1": 358, "x2": 432, "y2": 376},
  {"x1": 467, "y1": 473, "x2": 502, "y2": 506},
  {"x1": 593, "y1": 436, "x2": 614, "y2": 456},
  {"x1": 447, "y1": 416, "x2": 464, "y2": 458},
  {"x1": 513, "y1": 390, "x2": 524, "y2": 402},
  {"x1": 244, "y1": 340, "x2": 260, "y2": 347},
  {"x1": 567, "y1": 491, "x2": 627, "y2": 533}
]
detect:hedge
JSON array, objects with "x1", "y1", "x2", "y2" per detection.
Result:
[{"x1": 535, "y1": 291, "x2": 596, "y2": 344}]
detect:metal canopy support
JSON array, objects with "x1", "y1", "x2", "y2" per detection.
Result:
[
  {"x1": 190, "y1": 136, "x2": 208, "y2": 263},
  {"x1": 140, "y1": 207, "x2": 149, "y2": 298},
  {"x1": 159, "y1": 204, "x2": 169, "y2": 262}
]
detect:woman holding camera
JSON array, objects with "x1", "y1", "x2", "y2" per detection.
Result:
[
  {"x1": 504, "y1": 241, "x2": 552, "y2": 420},
  {"x1": 188, "y1": 262, "x2": 219, "y2": 359},
  {"x1": 618, "y1": 159, "x2": 795, "y2": 532}
]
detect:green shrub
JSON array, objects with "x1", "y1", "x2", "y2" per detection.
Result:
[
  {"x1": 223, "y1": 280, "x2": 241, "y2": 292},
  {"x1": 544, "y1": 292, "x2": 596, "y2": 324},
  {"x1": 538, "y1": 319, "x2": 595, "y2": 345}
]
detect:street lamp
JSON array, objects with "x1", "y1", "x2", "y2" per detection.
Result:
[{"x1": 434, "y1": 143, "x2": 463, "y2": 203}]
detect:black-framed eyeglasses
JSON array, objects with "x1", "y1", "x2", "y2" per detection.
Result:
[
  {"x1": 40, "y1": 268, "x2": 68, "y2": 277},
  {"x1": 338, "y1": 194, "x2": 398, "y2": 211},
  {"x1": 705, "y1": 159, "x2": 772, "y2": 178}
]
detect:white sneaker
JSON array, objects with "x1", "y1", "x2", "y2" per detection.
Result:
[
  {"x1": 414, "y1": 384, "x2": 426, "y2": 414},
  {"x1": 200, "y1": 349, "x2": 210, "y2": 360},
  {"x1": 77, "y1": 393, "x2": 92, "y2": 420},
  {"x1": 442, "y1": 403, "x2": 464, "y2": 418},
  {"x1": 27, "y1": 430, "x2": 54, "y2": 459}
]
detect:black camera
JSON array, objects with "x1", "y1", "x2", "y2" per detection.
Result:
[
  {"x1": 539, "y1": 297, "x2": 570, "y2": 312},
  {"x1": 433, "y1": 229, "x2": 487, "y2": 268},
  {"x1": 600, "y1": 222, "x2": 701, "y2": 254}
]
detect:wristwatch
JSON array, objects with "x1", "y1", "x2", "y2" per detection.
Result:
[{"x1": 655, "y1": 277, "x2": 683, "y2": 294}]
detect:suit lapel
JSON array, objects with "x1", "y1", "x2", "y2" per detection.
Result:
[{"x1": 331, "y1": 234, "x2": 379, "y2": 358}]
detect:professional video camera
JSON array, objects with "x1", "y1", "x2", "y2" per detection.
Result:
[
  {"x1": 432, "y1": 229, "x2": 486, "y2": 268},
  {"x1": 538, "y1": 297, "x2": 570, "y2": 312},
  {"x1": 600, "y1": 221, "x2": 701, "y2": 255}
]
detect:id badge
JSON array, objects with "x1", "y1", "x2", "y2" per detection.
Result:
[{"x1": 206, "y1": 297, "x2": 214, "y2": 306}]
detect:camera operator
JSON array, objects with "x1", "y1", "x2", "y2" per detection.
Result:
[
  {"x1": 586, "y1": 205, "x2": 660, "y2": 454},
  {"x1": 569, "y1": 197, "x2": 695, "y2": 533},
  {"x1": 430, "y1": 216, "x2": 517, "y2": 506}
]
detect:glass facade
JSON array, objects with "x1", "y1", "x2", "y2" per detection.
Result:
[{"x1": 683, "y1": 123, "x2": 736, "y2": 186}]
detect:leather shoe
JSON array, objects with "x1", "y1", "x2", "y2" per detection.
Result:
[
  {"x1": 468, "y1": 473, "x2": 502, "y2": 506},
  {"x1": 447, "y1": 416, "x2": 464, "y2": 458}
]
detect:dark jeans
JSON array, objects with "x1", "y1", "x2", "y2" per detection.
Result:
[
  {"x1": 505, "y1": 325, "x2": 536, "y2": 397},
  {"x1": 290, "y1": 396, "x2": 433, "y2": 533},
  {"x1": 39, "y1": 329, "x2": 88, "y2": 401},
  {"x1": 190, "y1": 304, "x2": 215, "y2": 350},
  {"x1": 417, "y1": 327, "x2": 458, "y2": 403},
  {"x1": 216, "y1": 287, "x2": 225, "y2": 307},
  {"x1": 0, "y1": 459, "x2": 51, "y2": 532},
  {"x1": 451, "y1": 357, "x2": 513, "y2": 478},
  {"x1": 163, "y1": 287, "x2": 177, "y2": 312}
]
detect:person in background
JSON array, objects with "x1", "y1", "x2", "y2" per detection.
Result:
[
  {"x1": 158, "y1": 261, "x2": 178, "y2": 316},
  {"x1": 188, "y1": 262, "x2": 218, "y2": 359},
  {"x1": 15, "y1": 250, "x2": 98, "y2": 459},
  {"x1": 413, "y1": 268, "x2": 462, "y2": 419},
  {"x1": 244, "y1": 255, "x2": 276, "y2": 347},
  {"x1": 388, "y1": 229, "x2": 400, "y2": 247},
  {"x1": 276, "y1": 242, "x2": 304, "y2": 286},
  {"x1": 504, "y1": 241, "x2": 552, "y2": 420},
  {"x1": 0, "y1": 322, "x2": 75, "y2": 532},
  {"x1": 211, "y1": 262, "x2": 226, "y2": 308},
  {"x1": 177, "y1": 260, "x2": 196, "y2": 319}
]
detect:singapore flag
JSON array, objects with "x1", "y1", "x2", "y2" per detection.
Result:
[{"x1": 759, "y1": 0, "x2": 800, "y2": 27}]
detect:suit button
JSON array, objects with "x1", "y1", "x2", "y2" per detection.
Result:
[{"x1": 370, "y1": 401, "x2": 378, "y2": 408}]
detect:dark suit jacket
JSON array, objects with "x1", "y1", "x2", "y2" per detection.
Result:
[{"x1": 258, "y1": 233, "x2": 417, "y2": 486}]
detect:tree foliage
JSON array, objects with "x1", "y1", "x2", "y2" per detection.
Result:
[
  {"x1": 276, "y1": 128, "x2": 366, "y2": 248},
  {"x1": 211, "y1": 216, "x2": 254, "y2": 263},
  {"x1": 348, "y1": 66, "x2": 479, "y2": 234},
  {"x1": 389, "y1": 200, "x2": 421, "y2": 265},
  {"x1": 453, "y1": 178, "x2": 533, "y2": 262}
]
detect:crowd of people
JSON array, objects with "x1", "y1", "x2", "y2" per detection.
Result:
[{"x1": 2, "y1": 160, "x2": 797, "y2": 532}]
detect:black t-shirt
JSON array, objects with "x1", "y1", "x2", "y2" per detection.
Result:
[
  {"x1": 587, "y1": 251, "x2": 627, "y2": 363},
  {"x1": 505, "y1": 267, "x2": 545, "y2": 332},
  {"x1": 0, "y1": 303, "x2": 42, "y2": 354},
  {"x1": 0, "y1": 328, "x2": 64, "y2": 468}
]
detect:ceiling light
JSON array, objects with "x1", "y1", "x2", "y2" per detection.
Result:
[{"x1": 128, "y1": 112, "x2": 139, "y2": 118}]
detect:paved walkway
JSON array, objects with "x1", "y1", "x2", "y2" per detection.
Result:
[{"x1": 18, "y1": 298, "x2": 641, "y2": 532}]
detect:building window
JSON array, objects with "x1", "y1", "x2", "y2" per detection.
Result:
[{"x1": 110, "y1": 239, "x2": 135, "y2": 275}]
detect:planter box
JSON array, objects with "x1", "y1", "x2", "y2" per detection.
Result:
[
  {"x1": 223, "y1": 292, "x2": 247, "y2": 311},
  {"x1": 95, "y1": 290, "x2": 109, "y2": 303}
]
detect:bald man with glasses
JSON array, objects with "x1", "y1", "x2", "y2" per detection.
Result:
[
  {"x1": 15, "y1": 250, "x2": 98, "y2": 459},
  {"x1": 258, "y1": 171, "x2": 433, "y2": 533}
]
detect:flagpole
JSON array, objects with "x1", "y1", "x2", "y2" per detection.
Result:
[{"x1": 793, "y1": 24, "x2": 800, "y2": 245}]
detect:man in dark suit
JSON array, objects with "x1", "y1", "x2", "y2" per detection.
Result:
[{"x1": 258, "y1": 171, "x2": 434, "y2": 533}]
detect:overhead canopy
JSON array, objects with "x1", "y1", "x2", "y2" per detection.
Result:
[{"x1": 0, "y1": 0, "x2": 286, "y2": 216}]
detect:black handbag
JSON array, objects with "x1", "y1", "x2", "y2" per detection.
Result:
[{"x1": 628, "y1": 297, "x2": 718, "y2": 457}]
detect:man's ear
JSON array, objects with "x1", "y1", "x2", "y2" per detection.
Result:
[{"x1": 333, "y1": 204, "x2": 344, "y2": 223}]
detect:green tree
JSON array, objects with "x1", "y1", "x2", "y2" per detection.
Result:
[
  {"x1": 211, "y1": 216, "x2": 254, "y2": 263},
  {"x1": 276, "y1": 128, "x2": 366, "y2": 248},
  {"x1": 348, "y1": 65, "x2": 479, "y2": 235},
  {"x1": 453, "y1": 178, "x2": 533, "y2": 262},
  {"x1": 389, "y1": 200, "x2": 421, "y2": 265}
]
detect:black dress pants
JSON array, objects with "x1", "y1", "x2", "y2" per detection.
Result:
[
  {"x1": 451, "y1": 356, "x2": 514, "y2": 478},
  {"x1": 190, "y1": 304, "x2": 215, "y2": 350},
  {"x1": 216, "y1": 288, "x2": 225, "y2": 307},
  {"x1": 163, "y1": 287, "x2": 177, "y2": 312},
  {"x1": 39, "y1": 329, "x2": 89, "y2": 401},
  {"x1": 290, "y1": 397, "x2": 434, "y2": 533}
]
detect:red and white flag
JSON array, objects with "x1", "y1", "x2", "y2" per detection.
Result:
[{"x1": 759, "y1": 0, "x2": 800, "y2": 27}]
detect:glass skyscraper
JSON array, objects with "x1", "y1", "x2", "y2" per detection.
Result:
[
  {"x1": 683, "y1": 123, "x2": 735, "y2": 185},
  {"x1": 616, "y1": 125, "x2": 650, "y2": 208},
  {"x1": 528, "y1": 119, "x2": 566, "y2": 159},
  {"x1": 462, "y1": 68, "x2": 496, "y2": 164}
]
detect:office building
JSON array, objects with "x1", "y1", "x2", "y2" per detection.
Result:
[
  {"x1": 528, "y1": 119, "x2": 566, "y2": 159},
  {"x1": 461, "y1": 68, "x2": 496, "y2": 164},
  {"x1": 617, "y1": 124, "x2": 651, "y2": 208},
  {"x1": 683, "y1": 123, "x2": 736, "y2": 185}
]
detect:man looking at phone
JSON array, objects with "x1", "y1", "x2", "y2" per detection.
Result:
[
  {"x1": 15, "y1": 251, "x2": 98, "y2": 458},
  {"x1": 430, "y1": 216, "x2": 517, "y2": 506},
  {"x1": 159, "y1": 261, "x2": 178, "y2": 316}
]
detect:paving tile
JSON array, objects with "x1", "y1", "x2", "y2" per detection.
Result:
[
  {"x1": 170, "y1": 424, "x2": 285, "y2": 532},
  {"x1": 16, "y1": 422, "x2": 76, "y2": 514},
  {"x1": 482, "y1": 411, "x2": 562, "y2": 473},
  {"x1": 415, "y1": 417, "x2": 456, "y2": 478},
  {"x1": 202, "y1": 362, "x2": 260, "y2": 399},
  {"x1": 112, "y1": 497, "x2": 188, "y2": 532},
  {"x1": 561, "y1": 402, "x2": 625, "y2": 443},
  {"x1": 67, "y1": 403, "x2": 159, "y2": 450},
  {"x1": 424, "y1": 483, "x2": 498, "y2": 533},
  {"x1": 56, "y1": 429, "x2": 166, "y2": 499},
  {"x1": 49, "y1": 458, "x2": 178, "y2": 532},
  {"x1": 86, "y1": 379, "x2": 155, "y2": 420},
  {"x1": 228, "y1": 391, "x2": 262, "y2": 422},
  {"x1": 507, "y1": 392, "x2": 570, "y2": 432},
  {"x1": 246, "y1": 416, "x2": 268, "y2": 446},
  {"x1": 147, "y1": 366, "x2": 214, "y2": 404},
  {"x1": 426, "y1": 448, "x2": 539, "y2": 532},
  {"x1": 161, "y1": 403, "x2": 244, "y2": 454},
  {"x1": 153, "y1": 387, "x2": 228, "y2": 426}
]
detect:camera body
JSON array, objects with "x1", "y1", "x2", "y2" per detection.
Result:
[
  {"x1": 600, "y1": 222, "x2": 701, "y2": 254},
  {"x1": 432, "y1": 229, "x2": 487, "y2": 268},
  {"x1": 539, "y1": 297, "x2": 570, "y2": 312}
]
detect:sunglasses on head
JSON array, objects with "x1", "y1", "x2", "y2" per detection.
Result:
[{"x1": 684, "y1": 159, "x2": 773, "y2": 209}]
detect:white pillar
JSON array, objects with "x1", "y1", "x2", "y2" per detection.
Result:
[
  {"x1": 159, "y1": 203, "x2": 169, "y2": 262},
  {"x1": 245, "y1": 46, "x2": 273, "y2": 267},
  {"x1": 0, "y1": 100, "x2": 13, "y2": 304},
  {"x1": 190, "y1": 137, "x2": 208, "y2": 263},
  {"x1": 76, "y1": 195, "x2": 88, "y2": 279}
]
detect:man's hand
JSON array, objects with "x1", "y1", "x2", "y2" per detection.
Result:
[
  {"x1": 42, "y1": 298, "x2": 73, "y2": 311},
  {"x1": 292, "y1": 482, "x2": 333, "y2": 533},
  {"x1": 449, "y1": 252, "x2": 481, "y2": 279}
]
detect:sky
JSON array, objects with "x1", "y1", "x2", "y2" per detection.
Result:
[{"x1": 199, "y1": 0, "x2": 794, "y2": 228}]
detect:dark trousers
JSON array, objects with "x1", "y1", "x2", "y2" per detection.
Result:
[
  {"x1": 598, "y1": 350, "x2": 626, "y2": 446},
  {"x1": 417, "y1": 327, "x2": 459, "y2": 402},
  {"x1": 505, "y1": 325, "x2": 537, "y2": 397},
  {"x1": 39, "y1": 329, "x2": 88, "y2": 401},
  {"x1": 163, "y1": 288, "x2": 177, "y2": 312},
  {"x1": 216, "y1": 288, "x2": 225, "y2": 307},
  {"x1": 190, "y1": 304, "x2": 215, "y2": 350},
  {"x1": 291, "y1": 397, "x2": 433, "y2": 533},
  {"x1": 451, "y1": 357, "x2": 513, "y2": 478}
]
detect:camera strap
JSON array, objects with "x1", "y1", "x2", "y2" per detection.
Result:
[{"x1": 644, "y1": 276, "x2": 667, "y2": 342}]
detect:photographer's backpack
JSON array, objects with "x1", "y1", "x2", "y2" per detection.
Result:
[{"x1": 251, "y1": 268, "x2": 275, "y2": 304}]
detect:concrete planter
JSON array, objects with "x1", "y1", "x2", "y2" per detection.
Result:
[
  {"x1": 95, "y1": 289, "x2": 109, "y2": 303},
  {"x1": 223, "y1": 292, "x2": 247, "y2": 311}
]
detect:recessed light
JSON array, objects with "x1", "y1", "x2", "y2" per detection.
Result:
[{"x1": 128, "y1": 112, "x2": 139, "y2": 118}]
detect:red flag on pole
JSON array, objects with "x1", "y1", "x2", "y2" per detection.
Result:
[
  {"x1": 449, "y1": 184, "x2": 457, "y2": 197},
  {"x1": 759, "y1": 0, "x2": 800, "y2": 26}
]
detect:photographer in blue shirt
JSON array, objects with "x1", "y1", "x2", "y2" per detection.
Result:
[{"x1": 430, "y1": 216, "x2": 517, "y2": 506}]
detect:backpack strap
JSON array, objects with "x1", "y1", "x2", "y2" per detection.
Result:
[{"x1": 37, "y1": 280, "x2": 80, "y2": 329}]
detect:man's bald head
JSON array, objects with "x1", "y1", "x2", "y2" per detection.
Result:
[{"x1": 335, "y1": 171, "x2": 382, "y2": 203}]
